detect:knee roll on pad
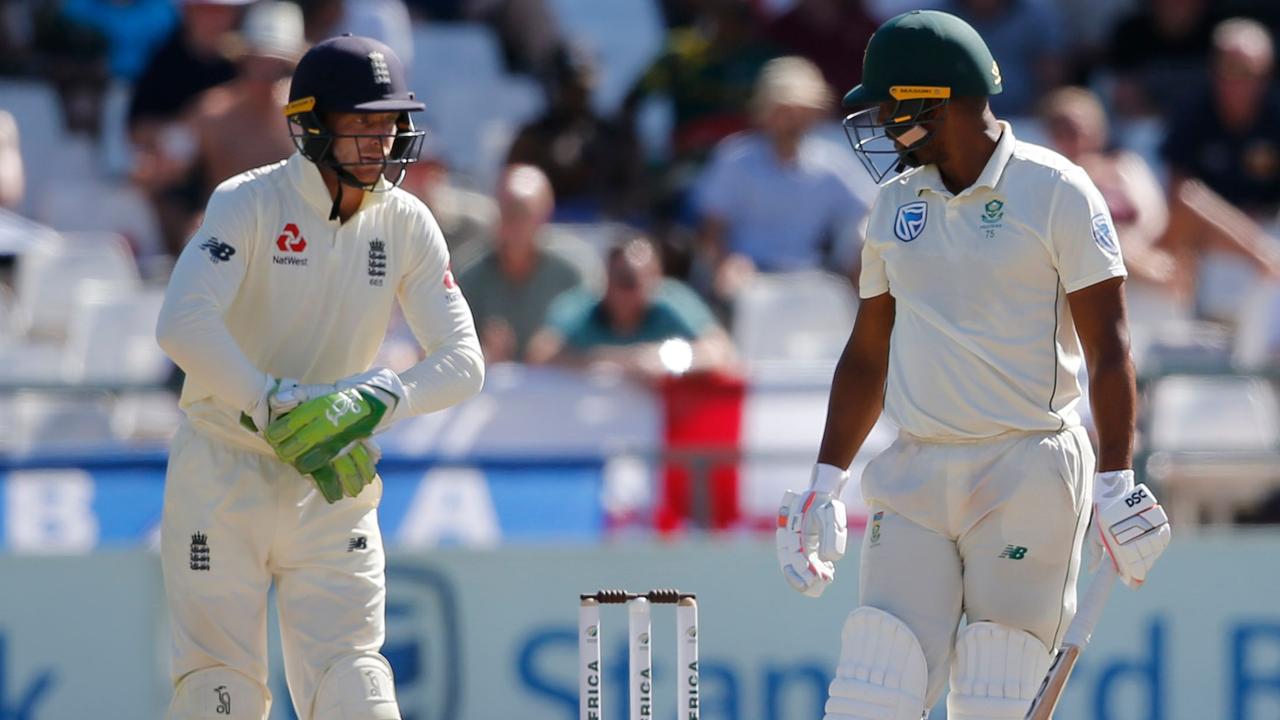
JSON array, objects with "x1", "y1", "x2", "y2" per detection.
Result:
[
  {"x1": 947, "y1": 622, "x2": 1052, "y2": 720},
  {"x1": 824, "y1": 606, "x2": 928, "y2": 720},
  {"x1": 166, "y1": 666, "x2": 270, "y2": 720},
  {"x1": 311, "y1": 652, "x2": 401, "y2": 720}
]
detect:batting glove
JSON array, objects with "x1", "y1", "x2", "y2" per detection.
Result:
[
  {"x1": 1087, "y1": 470, "x2": 1172, "y2": 587},
  {"x1": 776, "y1": 464, "x2": 849, "y2": 598}
]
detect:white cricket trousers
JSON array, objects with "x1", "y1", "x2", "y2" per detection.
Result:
[
  {"x1": 857, "y1": 425, "x2": 1094, "y2": 707},
  {"x1": 161, "y1": 422, "x2": 388, "y2": 719}
]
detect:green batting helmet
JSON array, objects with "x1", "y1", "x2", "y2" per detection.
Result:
[{"x1": 841, "y1": 10, "x2": 1002, "y2": 181}]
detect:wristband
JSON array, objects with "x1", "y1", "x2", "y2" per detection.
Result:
[
  {"x1": 810, "y1": 463, "x2": 850, "y2": 496},
  {"x1": 1095, "y1": 469, "x2": 1135, "y2": 505}
]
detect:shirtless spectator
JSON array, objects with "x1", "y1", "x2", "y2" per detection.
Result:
[
  {"x1": 187, "y1": 1, "x2": 305, "y2": 196},
  {"x1": 129, "y1": 0, "x2": 251, "y2": 253},
  {"x1": 1040, "y1": 87, "x2": 1180, "y2": 316}
]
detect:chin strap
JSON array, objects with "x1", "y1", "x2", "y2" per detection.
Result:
[
  {"x1": 329, "y1": 181, "x2": 343, "y2": 221},
  {"x1": 319, "y1": 152, "x2": 402, "y2": 221},
  {"x1": 325, "y1": 163, "x2": 374, "y2": 221}
]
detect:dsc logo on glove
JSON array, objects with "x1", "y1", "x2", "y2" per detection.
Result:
[{"x1": 1125, "y1": 488, "x2": 1149, "y2": 508}]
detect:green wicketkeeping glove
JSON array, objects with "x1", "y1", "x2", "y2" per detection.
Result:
[
  {"x1": 310, "y1": 439, "x2": 381, "y2": 503},
  {"x1": 239, "y1": 378, "x2": 336, "y2": 434},
  {"x1": 264, "y1": 387, "x2": 389, "y2": 475}
]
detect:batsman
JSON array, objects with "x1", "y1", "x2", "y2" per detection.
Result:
[
  {"x1": 155, "y1": 36, "x2": 484, "y2": 719},
  {"x1": 775, "y1": 11, "x2": 1172, "y2": 720}
]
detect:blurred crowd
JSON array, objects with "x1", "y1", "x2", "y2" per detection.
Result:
[{"x1": 2, "y1": 0, "x2": 1280, "y2": 384}]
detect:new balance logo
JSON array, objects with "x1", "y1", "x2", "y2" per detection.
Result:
[
  {"x1": 190, "y1": 532, "x2": 210, "y2": 571},
  {"x1": 348, "y1": 536, "x2": 368, "y2": 552},
  {"x1": 999, "y1": 545, "x2": 1028, "y2": 560},
  {"x1": 201, "y1": 237, "x2": 235, "y2": 264}
]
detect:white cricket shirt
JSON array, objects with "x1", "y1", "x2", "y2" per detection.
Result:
[
  {"x1": 157, "y1": 153, "x2": 484, "y2": 454},
  {"x1": 860, "y1": 122, "x2": 1126, "y2": 440}
]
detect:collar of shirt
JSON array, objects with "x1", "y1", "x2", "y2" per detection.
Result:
[
  {"x1": 284, "y1": 152, "x2": 392, "y2": 220},
  {"x1": 914, "y1": 120, "x2": 1016, "y2": 200}
]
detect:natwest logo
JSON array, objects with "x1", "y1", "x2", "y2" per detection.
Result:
[{"x1": 276, "y1": 223, "x2": 306, "y2": 253}]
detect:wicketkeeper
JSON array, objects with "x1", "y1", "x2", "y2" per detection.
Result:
[{"x1": 155, "y1": 35, "x2": 484, "y2": 719}]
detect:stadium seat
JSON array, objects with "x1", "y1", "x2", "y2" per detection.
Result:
[
  {"x1": 542, "y1": 224, "x2": 606, "y2": 293},
  {"x1": 1146, "y1": 375, "x2": 1280, "y2": 524},
  {"x1": 547, "y1": 0, "x2": 663, "y2": 112},
  {"x1": 732, "y1": 270, "x2": 857, "y2": 366},
  {"x1": 0, "y1": 80, "x2": 66, "y2": 217},
  {"x1": 1124, "y1": 283, "x2": 1193, "y2": 372},
  {"x1": 0, "y1": 340, "x2": 67, "y2": 385},
  {"x1": 35, "y1": 177, "x2": 164, "y2": 264},
  {"x1": 3, "y1": 391, "x2": 117, "y2": 453},
  {"x1": 1198, "y1": 250, "x2": 1261, "y2": 325},
  {"x1": 1233, "y1": 280, "x2": 1280, "y2": 371},
  {"x1": 62, "y1": 286, "x2": 169, "y2": 384},
  {"x1": 0, "y1": 282, "x2": 15, "y2": 346},
  {"x1": 1134, "y1": 319, "x2": 1234, "y2": 377},
  {"x1": 14, "y1": 231, "x2": 141, "y2": 338},
  {"x1": 410, "y1": 22, "x2": 504, "y2": 85},
  {"x1": 380, "y1": 363, "x2": 659, "y2": 457},
  {"x1": 0, "y1": 206, "x2": 59, "y2": 255},
  {"x1": 1113, "y1": 114, "x2": 1170, "y2": 183},
  {"x1": 98, "y1": 78, "x2": 134, "y2": 177},
  {"x1": 111, "y1": 390, "x2": 183, "y2": 441},
  {"x1": 408, "y1": 22, "x2": 544, "y2": 190}
]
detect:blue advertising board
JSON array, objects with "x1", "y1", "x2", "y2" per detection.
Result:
[
  {"x1": 0, "y1": 451, "x2": 608, "y2": 550},
  {"x1": 2, "y1": 536, "x2": 1278, "y2": 719}
]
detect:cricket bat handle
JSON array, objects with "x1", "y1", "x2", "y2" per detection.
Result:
[{"x1": 1024, "y1": 563, "x2": 1118, "y2": 720}]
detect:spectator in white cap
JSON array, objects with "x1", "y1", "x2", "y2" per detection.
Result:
[
  {"x1": 694, "y1": 55, "x2": 870, "y2": 310},
  {"x1": 187, "y1": 0, "x2": 308, "y2": 197}
]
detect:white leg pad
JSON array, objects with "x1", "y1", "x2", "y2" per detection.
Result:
[
  {"x1": 310, "y1": 652, "x2": 401, "y2": 720},
  {"x1": 824, "y1": 606, "x2": 928, "y2": 720},
  {"x1": 947, "y1": 622, "x2": 1052, "y2": 720},
  {"x1": 166, "y1": 666, "x2": 270, "y2": 720}
]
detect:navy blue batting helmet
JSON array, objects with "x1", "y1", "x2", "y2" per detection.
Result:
[{"x1": 284, "y1": 34, "x2": 425, "y2": 205}]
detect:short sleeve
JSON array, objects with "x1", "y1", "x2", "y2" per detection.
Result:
[
  {"x1": 1050, "y1": 168, "x2": 1128, "y2": 293},
  {"x1": 649, "y1": 299, "x2": 702, "y2": 341},
  {"x1": 658, "y1": 279, "x2": 716, "y2": 334},
  {"x1": 858, "y1": 196, "x2": 890, "y2": 298},
  {"x1": 545, "y1": 287, "x2": 597, "y2": 336},
  {"x1": 858, "y1": 239, "x2": 889, "y2": 298}
]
